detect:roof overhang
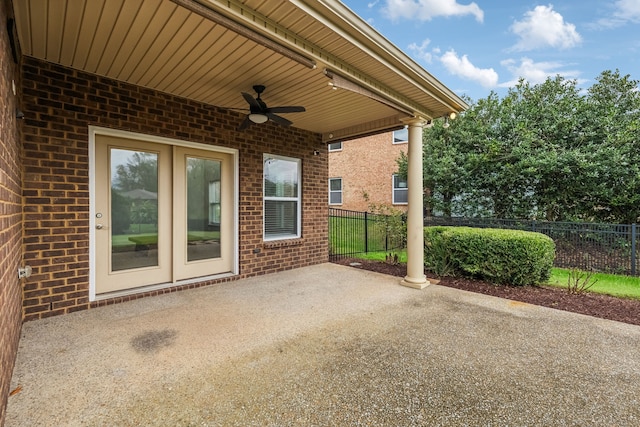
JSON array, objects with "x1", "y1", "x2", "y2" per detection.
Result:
[{"x1": 13, "y1": 0, "x2": 468, "y2": 141}]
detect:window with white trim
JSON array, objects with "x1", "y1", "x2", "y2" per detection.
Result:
[
  {"x1": 263, "y1": 154, "x2": 301, "y2": 240},
  {"x1": 328, "y1": 141, "x2": 343, "y2": 151},
  {"x1": 392, "y1": 174, "x2": 408, "y2": 205},
  {"x1": 393, "y1": 127, "x2": 408, "y2": 144},
  {"x1": 329, "y1": 178, "x2": 342, "y2": 205}
]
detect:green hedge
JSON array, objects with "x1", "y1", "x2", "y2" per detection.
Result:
[{"x1": 424, "y1": 226, "x2": 555, "y2": 286}]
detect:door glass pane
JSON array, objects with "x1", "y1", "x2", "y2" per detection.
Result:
[
  {"x1": 110, "y1": 149, "x2": 159, "y2": 271},
  {"x1": 186, "y1": 157, "x2": 222, "y2": 262}
]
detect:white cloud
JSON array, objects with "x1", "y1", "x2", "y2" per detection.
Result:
[
  {"x1": 499, "y1": 57, "x2": 583, "y2": 88},
  {"x1": 408, "y1": 39, "x2": 433, "y2": 63},
  {"x1": 382, "y1": 0, "x2": 484, "y2": 23},
  {"x1": 510, "y1": 5, "x2": 582, "y2": 51},
  {"x1": 367, "y1": 1, "x2": 379, "y2": 8},
  {"x1": 440, "y1": 50, "x2": 499, "y2": 88},
  {"x1": 596, "y1": 0, "x2": 640, "y2": 28},
  {"x1": 614, "y1": 0, "x2": 640, "y2": 22}
]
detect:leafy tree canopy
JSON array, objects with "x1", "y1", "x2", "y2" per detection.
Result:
[
  {"x1": 397, "y1": 70, "x2": 640, "y2": 223},
  {"x1": 113, "y1": 151, "x2": 158, "y2": 193}
]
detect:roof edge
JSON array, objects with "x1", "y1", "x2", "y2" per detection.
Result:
[{"x1": 298, "y1": 0, "x2": 469, "y2": 112}]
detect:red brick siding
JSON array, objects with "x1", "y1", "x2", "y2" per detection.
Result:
[
  {"x1": 0, "y1": 1, "x2": 24, "y2": 424},
  {"x1": 21, "y1": 57, "x2": 328, "y2": 321},
  {"x1": 328, "y1": 132, "x2": 407, "y2": 212}
]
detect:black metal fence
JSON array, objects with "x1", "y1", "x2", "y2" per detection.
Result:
[
  {"x1": 329, "y1": 208, "x2": 405, "y2": 260},
  {"x1": 329, "y1": 208, "x2": 640, "y2": 276},
  {"x1": 424, "y1": 217, "x2": 640, "y2": 276}
]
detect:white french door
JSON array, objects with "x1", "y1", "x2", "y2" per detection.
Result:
[
  {"x1": 173, "y1": 146, "x2": 234, "y2": 281},
  {"x1": 93, "y1": 133, "x2": 235, "y2": 296}
]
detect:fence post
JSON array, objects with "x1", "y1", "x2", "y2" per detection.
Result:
[
  {"x1": 364, "y1": 212, "x2": 369, "y2": 253},
  {"x1": 632, "y1": 223, "x2": 637, "y2": 276}
]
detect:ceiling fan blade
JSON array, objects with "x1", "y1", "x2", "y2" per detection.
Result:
[
  {"x1": 241, "y1": 92, "x2": 261, "y2": 110},
  {"x1": 238, "y1": 115, "x2": 251, "y2": 131},
  {"x1": 267, "y1": 106, "x2": 306, "y2": 114},
  {"x1": 267, "y1": 113, "x2": 293, "y2": 127}
]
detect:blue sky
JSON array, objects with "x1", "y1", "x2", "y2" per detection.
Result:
[{"x1": 341, "y1": 0, "x2": 640, "y2": 102}]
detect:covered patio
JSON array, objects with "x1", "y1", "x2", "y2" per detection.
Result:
[
  {"x1": 6, "y1": 264, "x2": 640, "y2": 425},
  {"x1": 1, "y1": 1, "x2": 472, "y2": 421},
  {"x1": 9, "y1": 0, "x2": 469, "y2": 317}
]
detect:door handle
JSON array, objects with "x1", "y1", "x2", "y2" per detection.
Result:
[{"x1": 96, "y1": 224, "x2": 104, "y2": 230}]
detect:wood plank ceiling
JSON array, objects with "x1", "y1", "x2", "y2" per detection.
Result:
[{"x1": 13, "y1": 0, "x2": 467, "y2": 141}]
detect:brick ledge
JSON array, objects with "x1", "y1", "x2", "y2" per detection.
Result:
[{"x1": 263, "y1": 238, "x2": 305, "y2": 248}]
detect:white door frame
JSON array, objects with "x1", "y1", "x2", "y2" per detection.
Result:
[{"x1": 88, "y1": 126, "x2": 239, "y2": 301}]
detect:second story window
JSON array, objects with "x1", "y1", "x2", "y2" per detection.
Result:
[
  {"x1": 393, "y1": 127, "x2": 408, "y2": 144},
  {"x1": 328, "y1": 141, "x2": 343, "y2": 151}
]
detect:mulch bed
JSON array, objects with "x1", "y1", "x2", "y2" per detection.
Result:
[{"x1": 332, "y1": 258, "x2": 640, "y2": 326}]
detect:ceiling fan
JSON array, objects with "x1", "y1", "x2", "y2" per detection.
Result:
[{"x1": 237, "y1": 85, "x2": 306, "y2": 131}]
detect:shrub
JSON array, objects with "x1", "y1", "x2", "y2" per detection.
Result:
[
  {"x1": 422, "y1": 226, "x2": 456, "y2": 276},
  {"x1": 566, "y1": 268, "x2": 598, "y2": 295},
  {"x1": 424, "y1": 226, "x2": 555, "y2": 286}
]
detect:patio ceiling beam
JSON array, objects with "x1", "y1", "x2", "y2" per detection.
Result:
[
  {"x1": 179, "y1": 0, "x2": 436, "y2": 119},
  {"x1": 324, "y1": 69, "x2": 413, "y2": 116},
  {"x1": 170, "y1": 0, "x2": 317, "y2": 70},
  {"x1": 321, "y1": 114, "x2": 407, "y2": 143}
]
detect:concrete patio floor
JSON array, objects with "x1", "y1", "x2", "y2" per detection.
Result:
[{"x1": 6, "y1": 263, "x2": 640, "y2": 426}]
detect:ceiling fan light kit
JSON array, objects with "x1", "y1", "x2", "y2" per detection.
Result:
[
  {"x1": 248, "y1": 113, "x2": 268, "y2": 124},
  {"x1": 238, "y1": 85, "x2": 306, "y2": 131}
]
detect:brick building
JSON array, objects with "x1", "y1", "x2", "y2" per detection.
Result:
[
  {"x1": 0, "y1": 0, "x2": 466, "y2": 422},
  {"x1": 328, "y1": 128, "x2": 409, "y2": 213}
]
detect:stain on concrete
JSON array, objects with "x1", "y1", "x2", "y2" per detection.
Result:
[{"x1": 131, "y1": 329, "x2": 178, "y2": 354}]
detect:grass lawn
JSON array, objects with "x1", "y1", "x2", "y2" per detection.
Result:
[
  {"x1": 329, "y1": 215, "x2": 404, "y2": 257},
  {"x1": 547, "y1": 268, "x2": 640, "y2": 300},
  {"x1": 350, "y1": 249, "x2": 407, "y2": 263},
  {"x1": 112, "y1": 229, "x2": 220, "y2": 250}
]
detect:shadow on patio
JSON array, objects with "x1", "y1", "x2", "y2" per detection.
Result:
[{"x1": 7, "y1": 264, "x2": 640, "y2": 426}]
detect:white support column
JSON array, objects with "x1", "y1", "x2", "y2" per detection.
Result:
[{"x1": 401, "y1": 118, "x2": 429, "y2": 289}]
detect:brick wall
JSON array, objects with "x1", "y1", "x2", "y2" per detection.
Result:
[
  {"x1": 0, "y1": 0, "x2": 24, "y2": 424},
  {"x1": 328, "y1": 132, "x2": 408, "y2": 212},
  {"x1": 21, "y1": 56, "x2": 328, "y2": 321}
]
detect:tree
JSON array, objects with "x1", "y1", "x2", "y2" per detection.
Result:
[
  {"x1": 113, "y1": 151, "x2": 158, "y2": 192},
  {"x1": 186, "y1": 157, "x2": 221, "y2": 228},
  {"x1": 582, "y1": 70, "x2": 640, "y2": 223},
  {"x1": 501, "y1": 76, "x2": 589, "y2": 221},
  {"x1": 396, "y1": 70, "x2": 640, "y2": 223},
  {"x1": 110, "y1": 189, "x2": 132, "y2": 234}
]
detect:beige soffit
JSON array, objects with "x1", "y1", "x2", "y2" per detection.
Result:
[
  {"x1": 13, "y1": 0, "x2": 467, "y2": 141},
  {"x1": 190, "y1": 0, "x2": 468, "y2": 117}
]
